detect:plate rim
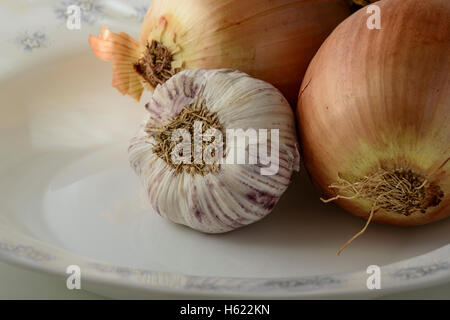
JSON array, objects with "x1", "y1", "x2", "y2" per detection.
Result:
[
  {"x1": 0, "y1": 227, "x2": 448, "y2": 298},
  {"x1": 1, "y1": 6, "x2": 449, "y2": 298}
]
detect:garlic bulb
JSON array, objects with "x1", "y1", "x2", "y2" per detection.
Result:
[{"x1": 129, "y1": 69, "x2": 299, "y2": 233}]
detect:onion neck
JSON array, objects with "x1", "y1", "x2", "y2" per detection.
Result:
[{"x1": 134, "y1": 40, "x2": 175, "y2": 88}]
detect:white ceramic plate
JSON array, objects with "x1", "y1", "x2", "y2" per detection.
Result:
[{"x1": 0, "y1": 0, "x2": 449, "y2": 299}]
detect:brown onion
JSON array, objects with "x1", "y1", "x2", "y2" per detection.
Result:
[
  {"x1": 89, "y1": 0, "x2": 352, "y2": 105},
  {"x1": 297, "y1": 0, "x2": 450, "y2": 252}
]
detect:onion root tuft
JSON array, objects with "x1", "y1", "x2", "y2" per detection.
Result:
[{"x1": 321, "y1": 168, "x2": 444, "y2": 254}]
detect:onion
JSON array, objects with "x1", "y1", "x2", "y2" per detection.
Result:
[
  {"x1": 297, "y1": 0, "x2": 450, "y2": 252},
  {"x1": 89, "y1": 0, "x2": 352, "y2": 105}
]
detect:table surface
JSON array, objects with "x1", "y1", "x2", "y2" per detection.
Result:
[{"x1": 0, "y1": 261, "x2": 448, "y2": 299}]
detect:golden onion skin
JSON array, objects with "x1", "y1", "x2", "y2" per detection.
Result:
[
  {"x1": 297, "y1": 0, "x2": 450, "y2": 226},
  {"x1": 90, "y1": 0, "x2": 351, "y2": 105}
]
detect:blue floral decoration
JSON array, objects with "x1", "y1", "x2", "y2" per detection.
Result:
[
  {"x1": 17, "y1": 31, "x2": 47, "y2": 51},
  {"x1": 262, "y1": 276, "x2": 342, "y2": 290},
  {"x1": 87, "y1": 262, "x2": 154, "y2": 278},
  {"x1": 391, "y1": 262, "x2": 450, "y2": 280},
  {"x1": 132, "y1": 6, "x2": 148, "y2": 22},
  {"x1": 0, "y1": 242, "x2": 55, "y2": 262}
]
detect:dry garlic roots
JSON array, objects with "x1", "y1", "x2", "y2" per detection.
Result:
[{"x1": 129, "y1": 69, "x2": 299, "y2": 233}]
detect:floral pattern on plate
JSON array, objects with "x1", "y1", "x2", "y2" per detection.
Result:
[
  {"x1": 16, "y1": 31, "x2": 48, "y2": 52},
  {"x1": 0, "y1": 242, "x2": 55, "y2": 262}
]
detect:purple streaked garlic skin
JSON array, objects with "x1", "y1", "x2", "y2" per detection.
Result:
[{"x1": 129, "y1": 69, "x2": 299, "y2": 233}]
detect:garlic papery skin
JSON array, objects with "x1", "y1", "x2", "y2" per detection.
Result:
[{"x1": 129, "y1": 69, "x2": 299, "y2": 233}]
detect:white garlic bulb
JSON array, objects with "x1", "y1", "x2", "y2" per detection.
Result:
[{"x1": 129, "y1": 69, "x2": 299, "y2": 233}]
